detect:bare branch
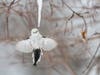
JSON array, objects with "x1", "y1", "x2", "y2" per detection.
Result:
[{"x1": 82, "y1": 43, "x2": 100, "y2": 74}]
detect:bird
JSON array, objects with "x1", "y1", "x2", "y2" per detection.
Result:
[{"x1": 16, "y1": 28, "x2": 58, "y2": 66}]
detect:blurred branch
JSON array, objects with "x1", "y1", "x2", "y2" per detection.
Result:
[
  {"x1": 83, "y1": 43, "x2": 100, "y2": 74},
  {"x1": 62, "y1": 0, "x2": 87, "y2": 31},
  {"x1": 49, "y1": 0, "x2": 61, "y2": 16},
  {"x1": 93, "y1": 32, "x2": 100, "y2": 36}
]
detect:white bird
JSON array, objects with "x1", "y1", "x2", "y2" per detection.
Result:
[{"x1": 16, "y1": 28, "x2": 58, "y2": 66}]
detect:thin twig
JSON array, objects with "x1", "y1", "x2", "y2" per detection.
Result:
[
  {"x1": 82, "y1": 43, "x2": 100, "y2": 74},
  {"x1": 62, "y1": 0, "x2": 87, "y2": 31}
]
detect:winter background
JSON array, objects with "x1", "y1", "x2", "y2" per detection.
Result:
[{"x1": 0, "y1": 0, "x2": 100, "y2": 75}]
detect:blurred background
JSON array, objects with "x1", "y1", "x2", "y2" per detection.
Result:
[{"x1": 0, "y1": 0, "x2": 100, "y2": 75}]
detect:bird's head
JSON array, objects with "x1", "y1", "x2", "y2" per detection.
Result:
[{"x1": 31, "y1": 28, "x2": 39, "y2": 35}]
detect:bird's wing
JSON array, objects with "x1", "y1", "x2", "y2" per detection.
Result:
[
  {"x1": 40, "y1": 38, "x2": 58, "y2": 51},
  {"x1": 16, "y1": 39, "x2": 33, "y2": 53}
]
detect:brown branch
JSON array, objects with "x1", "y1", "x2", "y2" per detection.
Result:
[
  {"x1": 9, "y1": 0, "x2": 15, "y2": 7},
  {"x1": 5, "y1": 13, "x2": 9, "y2": 39},
  {"x1": 49, "y1": 1, "x2": 54, "y2": 16},
  {"x1": 61, "y1": 0, "x2": 87, "y2": 31},
  {"x1": 68, "y1": 12, "x2": 74, "y2": 20}
]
